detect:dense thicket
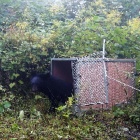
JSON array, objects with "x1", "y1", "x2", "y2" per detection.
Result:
[{"x1": 0, "y1": 0, "x2": 140, "y2": 93}]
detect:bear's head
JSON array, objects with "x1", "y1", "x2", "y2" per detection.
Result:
[{"x1": 31, "y1": 73, "x2": 50, "y2": 92}]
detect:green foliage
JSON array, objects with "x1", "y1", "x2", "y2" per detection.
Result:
[
  {"x1": 0, "y1": 0, "x2": 140, "y2": 96},
  {"x1": 0, "y1": 101, "x2": 11, "y2": 113},
  {"x1": 103, "y1": 0, "x2": 140, "y2": 25},
  {"x1": 112, "y1": 97, "x2": 140, "y2": 126},
  {"x1": 0, "y1": 91, "x2": 138, "y2": 139},
  {"x1": 56, "y1": 96, "x2": 74, "y2": 119},
  {"x1": 130, "y1": 99, "x2": 140, "y2": 125},
  {"x1": 0, "y1": 94, "x2": 12, "y2": 114},
  {"x1": 112, "y1": 106, "x2": 125, "y2": 117},
  {"x1": 128, "y1": 103, "x2": 140, "y2": 125}
]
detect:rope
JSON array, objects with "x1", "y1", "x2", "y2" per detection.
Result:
[{"x1": 107, "y1": 75, "x2": 140, "y2": 92}]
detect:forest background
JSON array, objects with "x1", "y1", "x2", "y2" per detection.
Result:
[{"x1": 1, "y1": 0, "x2": 140, "y2": 91}]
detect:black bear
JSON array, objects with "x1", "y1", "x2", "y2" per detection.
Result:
[{"x1": 31, "y1": 73, "x2": 73, "y2": 111}]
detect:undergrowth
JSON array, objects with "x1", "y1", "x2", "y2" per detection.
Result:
[{"x1": 0, "y1": 93, "x2": 140, "y2": 140}]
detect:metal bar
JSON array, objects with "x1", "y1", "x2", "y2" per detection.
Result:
[
  {"x1": 103, "y1": 60, "x2": 109, "y2": 103},
  {"x1": 51, "y1": 58, "x2": 77, "y2": 61},
  {"x1": 102, "y1": 39, "x2": 109, "y2": 103},
  {"x1": 105, "y1": 59, "x2": 136, "y2": 62},
  {"x1": 103, "y1": 39, "x2": 106, "y2": 59}
]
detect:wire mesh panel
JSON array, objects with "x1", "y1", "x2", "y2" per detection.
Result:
[
  {"x1": 106, "y1": 60, "x2": 135, "y2": 107},
  {"x1": 72, "y1": 57, "x2": 136, "y2": 110},
  {"x1": 72, "y1": 58, "x2": 108, "y2": 107}
]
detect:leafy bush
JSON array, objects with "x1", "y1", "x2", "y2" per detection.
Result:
[
  {"x1": 0, "y1": 90, "x2": 15, "y2": 114},
  {"x1": 56, "y1": 96, "x2": 75, "y2": 119},
  {"x1": 0, "y1": 100, "x2": 11, "y2": 114},
  {"x1": 1, "y1": 0, "x2": 140, "y2": 96},
  {"x1": 129, "y1": 104, "x2": 140, "y2": 125},
  {"x1": 112, "y1": 106, "x2": 125, "y2": 118},
  {"x1": 0, "y1": 24, "x2": 51, "y2": 94},
  {"x1": 112, "y1": 96, "x2": 140, "y2": 128}
]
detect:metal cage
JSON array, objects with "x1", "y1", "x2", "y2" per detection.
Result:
[{"x1": 51, "y1": 58, "x2": 136, "y2": 111}]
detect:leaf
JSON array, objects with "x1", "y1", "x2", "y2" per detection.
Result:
[
  {"x1": 18, "y1": 80, "x2": 24, "y2": 85},
  {"x1": 13, "y1": 73, "x2": 20, "y2": 78},
  {"x1": 19, "y1": 110, "x2": 24, "y2": 121},
  {"x1": 3, "y1": 101, "x2": 11, "y2": 109},
  {"x1": 56, "y1": 105, "x2": 67, "y2": 112},
  {"x1": 63, "y1": 114, "x2": 70, "y2": 118},
  {"x1": 57, "y1": 134, "x2": 63, "y2": 139},
  {"x1": 20, "y1": 68, "x2": 25, "y2": 72},
  {"x1": 0, "y1": 106, "x2": 4, "y2": 113},
  {"x1": 35, "y1": 95, "x2": 43, "y2": 100},
  {"x1": 9, "y1": 83, "x2": 16, "y2": 88},
  {"x1": 67, "y1": 97, "x2": 73, "y2": 106},
  {"x1": 93, "y1": 16, "x2": 99, "y2": 21},
  {"x1": 11, "y1": 123, "x2": 19, "y2": 132}
]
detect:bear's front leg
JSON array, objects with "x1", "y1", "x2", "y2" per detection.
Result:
[{"x1": 49, "y1": 99, "x2": 58, "y2": 112}]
